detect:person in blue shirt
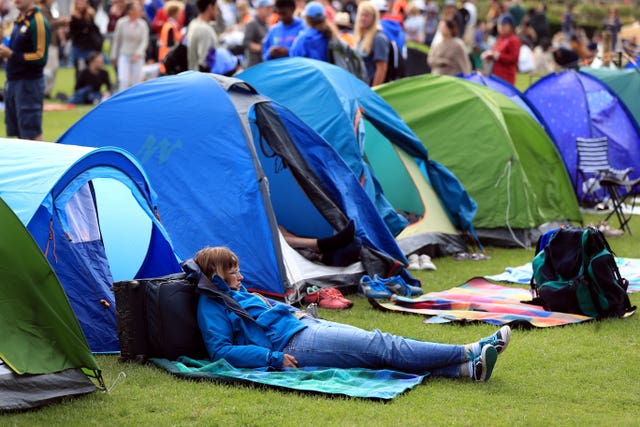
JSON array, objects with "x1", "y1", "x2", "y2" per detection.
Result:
[
  {"x1": 289, "y1": 1, "x2": 335, "y2": 62},
  {"x1": 262, "y1": 0, "x2": 304, "y2": 61},
  {"x1": 195, "y1": 246, "x2": 511, "y2": 381}
]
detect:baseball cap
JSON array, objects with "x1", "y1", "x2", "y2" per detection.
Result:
[{"x1": 304, "y1": 1, "x2": 325, "y2": 19}]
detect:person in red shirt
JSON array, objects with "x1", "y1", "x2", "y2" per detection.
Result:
[{"x1": 481, "y1": 13, "x2": 520, "y2": 84}]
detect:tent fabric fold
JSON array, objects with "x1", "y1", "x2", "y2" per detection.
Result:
[{"x1": 239, "y1": 58, "x2": 476, "y2": 255}]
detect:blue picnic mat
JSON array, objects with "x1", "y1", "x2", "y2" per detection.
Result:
[
  {"x1": 485, "y1": 257, "x2": 640, "y2": 293},
  {"x1": 150, "y1": 357, "x2": 428, "y2": 400}
]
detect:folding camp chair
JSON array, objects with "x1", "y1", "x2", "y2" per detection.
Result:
[
  {"x1": 599, "y1": 175, "x2": 640, "y2": 235},
  {"x1": 576, "y1": 136, "x2": 632, "y2": 206}
]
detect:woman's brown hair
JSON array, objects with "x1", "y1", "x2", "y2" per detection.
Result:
[{"x1": 194, "y1": 246, "x2": 239, "y2": 284}]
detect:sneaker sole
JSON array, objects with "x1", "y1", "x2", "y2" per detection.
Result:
[{"x1": 480, "y1": 345, "x2": 498, "y2": 382}]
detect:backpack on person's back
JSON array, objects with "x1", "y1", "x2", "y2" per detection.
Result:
[
  {"x1": 385, "y1": 38, "x2": 405, "y2": 82},
  {"x1": 162, "y1": 43, "x2": 188, "y2": 75},
  {"x1": 327, "y1": 37, "x2": 369, "y2": 83},
  {"x1": 530, "y1": 226, "x2": 635, "y2": 319}
]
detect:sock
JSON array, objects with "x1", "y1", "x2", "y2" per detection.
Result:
[
  {"x1": 317, "y1": 220, "x2": 355, "y2": 253},
  {"x1": 321, "y1": 237, "x2": 362, "y2": 267},
  {"x1": 464, "y1": 342, "x2": 481, "y2": 359},
  {"x1": 459, "y1": 360, "x2": 474, "y2": 378}
]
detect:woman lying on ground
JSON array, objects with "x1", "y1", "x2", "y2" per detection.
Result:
[{"x1": 194, "y1": 246, "x2": 511, "y2": 381}]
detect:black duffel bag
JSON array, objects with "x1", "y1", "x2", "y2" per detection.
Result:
[{"x1": 113, "y1": 272, "x2": 208, "y2": 363}]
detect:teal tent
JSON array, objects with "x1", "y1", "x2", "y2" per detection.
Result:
[{"x1": 581, "y1": 67, "x2": 640, "y2": 127}]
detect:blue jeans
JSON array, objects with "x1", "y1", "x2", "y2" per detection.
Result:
[
  {"x1": 282, "y1": 317, "x2": 466, "y2": 377},
  {"x1": 69, "y1": 86, "x2": 102, "y2": 105},
  {"x1": 4, "y1": 77, "x2": 45, "y2": 139}
]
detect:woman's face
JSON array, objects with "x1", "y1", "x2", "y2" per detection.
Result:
[
  {"x1": 358, "y1": 10, "x2": 374, "y2": 30},
  {"x1": 225, "y1": 265, "x2": 243, "y2": 290},
  {"x1": 129, "y1": 2, "x2": 142, "y2": 18}
]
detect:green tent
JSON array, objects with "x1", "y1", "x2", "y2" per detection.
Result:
[
  {"x1": 0, "y1": 196, "x2": 102, "y2": 412},
  {"x1": 375, "y1": 74, "x2": 582, "y2": 247},
  {"x1": 580, "y1": 67, "x2": 640, "y2": 128}
]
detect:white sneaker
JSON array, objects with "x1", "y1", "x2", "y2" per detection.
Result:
[
  {"x1": 419, "y1": 254, "x2": 437, "y2": 270},
  {"x1": 407, "y1": 254, "x2": 421, "y2": 270}
]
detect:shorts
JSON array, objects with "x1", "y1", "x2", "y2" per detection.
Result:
[{"x1": 5, "y1": 77, "x2": 45, "y2": 139}]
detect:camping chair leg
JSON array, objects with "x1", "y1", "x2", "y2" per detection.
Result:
[{"x1": 603, "y1": 184, "x2": 633, "y2": 235}]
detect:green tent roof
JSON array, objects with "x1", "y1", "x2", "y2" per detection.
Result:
[
  {"x1": 375, "y1": 75, "x2": 581, "y2": 233},
  {"x1": 0, "y1": 196, "x2": 100, "y2": 379}
]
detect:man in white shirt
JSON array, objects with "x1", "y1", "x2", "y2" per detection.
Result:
[{"x1": 186, "y1": 0, "x2": 219, "y2": 71}]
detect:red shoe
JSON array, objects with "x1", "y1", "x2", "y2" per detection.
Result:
[{"x1": 304, "y1": 286, "x2": 353, "y2": 310}]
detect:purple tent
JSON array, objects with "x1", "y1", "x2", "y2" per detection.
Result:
[{"x1": 525, "y1": 70, "x2": 640, "y2": 199}]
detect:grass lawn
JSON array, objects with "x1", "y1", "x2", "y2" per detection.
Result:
[{"x1": 1, "y1": 70, "x2": 639, "y2": 426}]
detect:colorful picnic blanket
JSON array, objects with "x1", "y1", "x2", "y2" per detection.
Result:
[
  {"x1": 485, "y1": 257, "x2": 640, "y2": 293},
  {"x1": 372, "y1": 278, "x2": 592, "y2": 327},
  {"x1": 150, "y1": 357, "x2": 427, "y2": 400}
]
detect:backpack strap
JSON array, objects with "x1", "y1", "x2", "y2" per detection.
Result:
[{"x1": 181, "y1": 258, "x2": 257, "y2": 323}]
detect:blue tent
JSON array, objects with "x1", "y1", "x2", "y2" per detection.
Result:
[
  {"x1": 0, "y1": 139, "x2": 181, "y2": 353},
  {"x1": 58, "y1": 72, "x2": 407, "y2": 302},
  {"x1": 525, "y1": 70, "x2": 640, "y2": 199},
  {"x1": 239, "y1": 57, "x2": 477, "y2": 256},
  {"x1": 461, "y1": 72, "x2": 549, "y2": 131}
]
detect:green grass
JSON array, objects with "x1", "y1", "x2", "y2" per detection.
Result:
[{"x1": 1, "y1": 71, "x2": 640, "y2": 425}]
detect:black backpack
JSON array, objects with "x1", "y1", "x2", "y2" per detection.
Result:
[
  {"x1": 327, "y1": 37, "x2": 369, "y2": 83},
  {"x1": 162, "y1": 43, "x2": 188, "y2": 75},
  {"x1": 530, "y1": 226, "x2": 635, "y2": 319}
]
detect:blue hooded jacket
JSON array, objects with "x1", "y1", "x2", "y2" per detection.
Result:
[
  {"x1": 289, "y1": 27, "x2": 329, "y2": 61},
  {"x1": 380, "y1": 19, "x2": 405, "y2": 53},
  {"x1": 197, "y1": 275, "x2": 307, "y2": 369}
]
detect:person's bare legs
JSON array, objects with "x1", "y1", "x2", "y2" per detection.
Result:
[{"x1": 278, "y1": 226, "x2": 320, "y2": 252}]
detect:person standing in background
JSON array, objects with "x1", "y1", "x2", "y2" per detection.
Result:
[
  {"x1": 38, "y1": 0, "x2": 68, "y2": 99},
  {"x1": 242, "y1": 0, "x2": 273, "y2": 68},
  {"x1": 186, "y1": 0, "x2": 219, "y2": 71},
  {"x1": 111, "y1": 1, "x2": 149, "y2": 92},
  {"x1": 428, "y1": 19, "x2": 470, "y2": 76},
  {"x1": 261, "y1": 0, "x2": 303, "y2": 61},
  {"x1": 69, "y1": 0, "x2": 103, "y2": 81},
  {"x1": 157, "y1": 0, "x2": 183, "y2": 74},
  {"x1": 289, "y1": 1, "x2": 334, "y2": 62},
  {"x1": 0, "y1": 0, "x2": 50, "y2": 141},
  {"x1": 481, "y1": 13, "x2": 520, "y2": 84},
  {"x1": 603, "y1": 7, "x2": 621, "y2": 53},
  {"x1": 354, "y1": 0, "x2": 388, "y2": 86}
]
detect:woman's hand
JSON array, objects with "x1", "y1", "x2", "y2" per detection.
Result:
[{"x1": 282, "y1": 353, "x2": 298, "y2": 369}]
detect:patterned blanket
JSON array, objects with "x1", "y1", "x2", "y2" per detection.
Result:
[
  {"x1": 150, "y1": 357, "x2": 427, "y2": 400},
  {"x1": 485, "y1": 257, "x2": 640, "y2": 293},
  {"x1": 372, "y1": 278, "x2": 592, "y2": 327}
]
